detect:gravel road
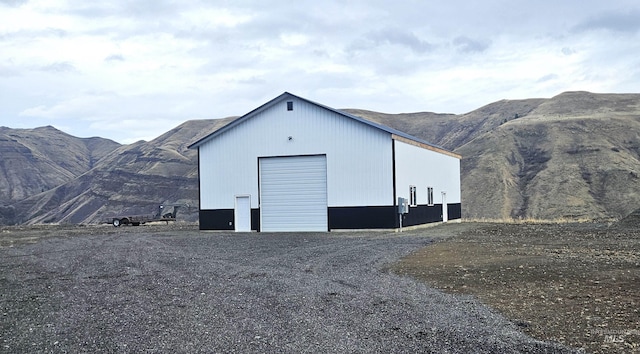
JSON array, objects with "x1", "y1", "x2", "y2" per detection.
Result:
[{"x1": 1, "y1": 224, "x2": 577, "y2": 353}]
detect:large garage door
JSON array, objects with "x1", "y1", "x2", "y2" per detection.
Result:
[{"x1": 259, "y1": 155, "x2": 328, "y2": 232}]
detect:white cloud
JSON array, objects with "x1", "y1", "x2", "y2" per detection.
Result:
[
  {"x1": 573, "y1": 8, "x2": 640, "y2": 33},
  {"x1": 453, "y1": 36, "x2": 491, "y2": 53},
  {"x1": 1, "y1": 0, "x2": 639, "y2": 142}
]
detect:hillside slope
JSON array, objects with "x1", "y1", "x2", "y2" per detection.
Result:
[
  {"x1": 350, "y1": 92, "x2": 640, "y2": 220},
  {"x1": 11, "y1": 118, "x2": 235, "y2": 225},
  {"x1": 457, "y1": 92, "x2": 640, "y2": 220},
  {"x1": 0, "y1": 126, "x2": 120, "y2": 203}
]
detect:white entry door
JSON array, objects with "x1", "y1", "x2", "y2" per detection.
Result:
[
  {"x1": 259, "y1": 155, "x2": 328, "y2": 232},
  {"x1": 235, "y1": 195, "x2": 251, "y2": 232}
]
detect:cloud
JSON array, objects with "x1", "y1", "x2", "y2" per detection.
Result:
[
  {"x1": 0, "y1": 27, "x2": 67, "y2": 41},
  {"x1": 573, "y1": 9, "x2": 640, "y2": 33},
  {"x1": 38, "y1": 61, "x2": 77, "y2": 73},
  {"x1": 348, "y1": 27, "x2": 433, "y2": 54},
  {"x1": 64, "y1": 0, "x2": 184, "y2": 19},
  {"x1": 0, "y1": 63, "x2": 21, "y2": 77},
  {"x1": 2, "y1": 0, "x2": 640, "y2": 143},
  {"x1": 19, "y1": 93, "x2": 113, "y2": 119},
  {"x1": 537, "y1": 73, "x2": 559, "y2": 83},
  {"x1": 105, "y1": 54, "x2": 125, "y2": 62},
  {"x1": 452, "y1": 36, "x2": 491, "y2": 53},
  {"x1": 0, "y1": 0, "x2": 28, "y2": 7}
]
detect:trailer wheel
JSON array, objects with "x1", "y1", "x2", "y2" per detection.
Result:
[{"x1": 112, "y1": 219, "x2": 121, "y2": 227}]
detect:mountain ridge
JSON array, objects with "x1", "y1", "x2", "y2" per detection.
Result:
[{"x1": 1, "y1": 91, "x2": 639, "y2": 224}]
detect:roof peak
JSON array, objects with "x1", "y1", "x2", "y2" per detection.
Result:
[{"x1": 188, "y1": 92, "x2": 453, "y2": 156}]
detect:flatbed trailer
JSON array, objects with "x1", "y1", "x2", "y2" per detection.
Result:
[
  {"x1": 109, "y1": 204, "x2": 186, "y2": 227},
  {"x1": 110, "y1": 214, "x2": 175, "y2": 227}
]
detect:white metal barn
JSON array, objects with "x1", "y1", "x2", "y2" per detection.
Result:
[{"x1": 188, "y1": 92, "x2": 461, "y2": 232}]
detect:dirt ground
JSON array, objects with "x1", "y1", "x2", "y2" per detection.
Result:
[
  {"x1": 392, "y1": 221, "x2": 640, "y2": 354},
  {"x1": 2, "y1": 221, "x2": 638, "y2": 352},
  {"x1": 0, "y1": 222, "x2": 575, "y2": 353}
]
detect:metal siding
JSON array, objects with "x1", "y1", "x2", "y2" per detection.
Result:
[
  {"x1": 198, "y1": 97, "x2": 394, "y2": 210},
  {"x1": 260, "y1": 155, "x2": 327, "y2": 232},
  {"x1": 394, "y1": 140, "x2": 461, "y2": 204}
]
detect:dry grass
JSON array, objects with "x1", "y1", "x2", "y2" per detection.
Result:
[
  {"x1": 461, "y1": 217, "x2": 608, "y2": 224},
  {"x1": 392, "y1": 221, "x2": 640, "y2": 353}
]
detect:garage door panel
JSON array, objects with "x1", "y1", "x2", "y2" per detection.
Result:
[{"x1": 260, "y1": 155, "x2": 328, "y2": 232}]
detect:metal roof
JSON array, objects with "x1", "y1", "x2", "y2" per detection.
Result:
[{"x1": 188, "y1": 92, "x2": 452, "y2": 154}]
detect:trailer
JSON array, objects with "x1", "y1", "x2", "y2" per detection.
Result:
[{"x1": 110, "y1": 204, "x2": 188, "y2": 227}]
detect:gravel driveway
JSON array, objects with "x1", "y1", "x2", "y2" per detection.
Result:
[{"x1": 1, "y1": 224, "x2": 577, "y2": 353}]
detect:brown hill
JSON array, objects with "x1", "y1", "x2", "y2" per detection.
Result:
[
  {"x1": 10, "y1": 118, "x2": 235, "y2": 225},
  {"x1": 0, "y1": 126, "x2": 120, "y2": 224},
  {"x1": 349, "y1": 92, "x2": 640, "y2": 220},
  {"x1": 457, "y1": 91, "x2": 640, "y2": 220}
]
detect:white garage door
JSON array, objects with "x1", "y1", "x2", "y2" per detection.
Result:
[{"x1": 259, "y1": 155, "x2": 328, "y2": 232}]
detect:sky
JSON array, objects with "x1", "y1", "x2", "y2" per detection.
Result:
[{"x1": 1, "y1": 0, "x2": 639, "y2": 144}]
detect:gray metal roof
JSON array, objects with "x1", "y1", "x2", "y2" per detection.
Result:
[{"x1": 188, "y1": 92, "x2": 450, "y2": 153}]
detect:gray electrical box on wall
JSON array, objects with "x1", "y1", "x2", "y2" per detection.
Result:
[{"x1": 398, "y1": 197, "x2": 409, "y2": 214}]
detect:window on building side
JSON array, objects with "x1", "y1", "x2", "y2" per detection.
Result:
[
  {"x1": 287, "y1": 101, "x2": 293, "y2": 111},
  {"x1": 409, "y1": 185, "x2": 417, "y2": 206},
  {"x1": 427, "y1": 187, "x2": 434, "y2": 206}
]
